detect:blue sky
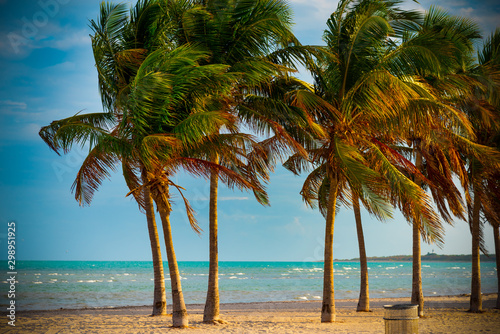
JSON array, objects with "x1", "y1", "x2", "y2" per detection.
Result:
[{"x1": 0, "y1": 0, "x2": 499, "y2": 261}]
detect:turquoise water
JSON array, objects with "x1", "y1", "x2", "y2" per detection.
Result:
[{"x1": 0, "y1": 261, "x2": 497, "y2": 310}]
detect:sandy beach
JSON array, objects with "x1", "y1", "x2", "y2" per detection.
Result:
[{"x1": 3, "y1": 294, "x2": 499, "y2": 333}]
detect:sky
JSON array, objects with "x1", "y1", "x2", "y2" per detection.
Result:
[{"x1": 0, "y1": 0, "x2": 499, "y2": 262}]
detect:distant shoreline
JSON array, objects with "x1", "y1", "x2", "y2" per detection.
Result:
[
  {"x1": 335, "y1": 253, "x2": 497, "y2": 262},
  {"x1": 3, "y1": 255, "x2": 498, "y2": 262}
]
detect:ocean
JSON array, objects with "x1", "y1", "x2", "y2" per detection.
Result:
[{"x1": 1, "y1": 261, "x2": 497, "y2": 311}]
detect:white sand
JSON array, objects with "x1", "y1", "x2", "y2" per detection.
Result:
[{"x1": 3, "y1": 294, "x2": 499, "y2": 333}]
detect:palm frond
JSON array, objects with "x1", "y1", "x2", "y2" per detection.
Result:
[
  {"x1": 71, "y1": 142, "x2": 121, "y2": 206},
  {"x1": 39, "y1": 112, "x2": 116, "y2": 154}
]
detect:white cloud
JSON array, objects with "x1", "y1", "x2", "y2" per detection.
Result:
[
  {"x1": 53, "y1": 28, "x2": 90, "y2": 51},
  {"x1": 416, "y1": 0, "x2": 500, "y2": 34},
  {"x1": 289, "y1": 0, "x2": 338, "y2": 34},
  {"x1": 0, "y1": 100, "x2": 27, "y2": 109},
  {"x1": 193, "y1": 196, "x2": 249, "y2": 201},
  {"x1": 46, "y1": 61, "x2": 77, "y2": 71},
  {"x1": 220, "y1": 196, "x2": 249, "y2": 201},
  {"x1": 219, "y1": 212, "x2": 258, "y2": 224},
  {"x1": 284, "y1": 217, "x2": 306, "y2": 235},
  {"x1": 460, "y1": 7, "x2": 474, "y2": 16},
  {"x1": 0, "y1": 122, "x2": 42, "y2": 145},
  {"x1": 399, "y1": 0, "x2": 426, "y2": 13},
  {"x1": 21, "y1": 123, "x2": 42, "y2": 140},
  {"x1": 0, "y1": 30, "x2": 35, "y2": 58},
  {"x1": 0, "y1": 19, "x2": 90, "y2": 59}
]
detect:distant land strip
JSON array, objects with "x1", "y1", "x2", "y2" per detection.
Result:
[{"x1": 335, "y1": 254, "x2": 497, "y2": 262}]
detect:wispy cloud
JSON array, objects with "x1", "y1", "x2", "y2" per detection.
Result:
[
  {"x1": 0, "y1": 122, "x2": 41, "y2": 145},
  {"x1": 1, "y1": 18, "x2": 90, "y2": 59},
  {"x1": 417, "y1": 0, "x2": 500, "y2": 34},
  {"x1": 289, "y1": 0, "x2": 337, "y2": 37},
  {"x1": 220, "y1": 196, "x2": 249, "y2": 201},
  {"x1": 194, "y1": 196, "x2": 249, "y2": 201},
  {"x1": 284, "y1": 217, "x2": 306, "y2": 235},
  {"x1": 460, "y1": 7, "x2": 475, "y2": 15},
  {"x1": 0, "y1": 100, "x2": 27, "y2": 109},
  {"x1": 20, "y1": 123, "x2": 42, "y2": 140},
  {"x1": 52, "y1": 29, "x2": 90, "y2": 51}
]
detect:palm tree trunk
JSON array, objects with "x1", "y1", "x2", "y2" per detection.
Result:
[
  {"x1": 153, "y1": 184, "x2": 189, "y2": 327},
  {"x1": 353, "y1": 193, "x2": 369, "y2": 312},
  {"x1": 411, "y1": 220, "x2": 424, "y2": 317},
  {"x1": 469, "y1": 190, "x2": 482, "y2": 312},
  {"x1": 494, "y1": 223, "x2": 500, "y2": 309},
  {"x1": 321, "y1": 176, "x2": 339, "y2": 323},
  {"x1": 143, "y1": 171, "x2": 167, "y2": 316},
  {"x1": 411, "y1": 148, "x2": 424, "y2": 317},
  {"x1": 204, "y1": 154, "x2": 222, "y2": 323}
]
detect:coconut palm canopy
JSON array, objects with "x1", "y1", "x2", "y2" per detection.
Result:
[
  {"x1": 39, "y1": 1, "x2": 277, "y2": 327},
  {"x1": 2, "y1": 0, "x2": 500, "y2": 271}
]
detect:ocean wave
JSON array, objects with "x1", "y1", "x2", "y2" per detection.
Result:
[{"x1": 12, "y1": 261, "x2": 498, "y2": 311}]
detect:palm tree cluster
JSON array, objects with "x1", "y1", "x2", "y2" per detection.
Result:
[{"x1": 40, "y1": 0, "x2": 500, "y2": 327}]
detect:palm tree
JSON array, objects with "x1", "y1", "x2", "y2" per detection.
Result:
[
  {"x1": 485, "y1": 163, "x2": 500, "y2": 311},
  {"x1": 488, "y1": 177, "x2": 500, "y2": 309},
  {"x1": 41, "y1": 42, "x2": 265, "y2": 328},
  {"x1": 88, "y1": 1, "x2": 174, "y2": 316},
  {"x1": 402, "y1": 8, "x2": 483, "y2": 316},
  {"x1": 130, "y1": 43, "x2": 273, "y2": 326},
  {"x1": 349, "y1": 180, "x2": 398, "y2": 312},
  {"x1": 402, "y1": 18, "x2": 500, "y2": 314},
  {"x1": 352, "y1": 193, "x2": 370, "y2": 312},
  {"x1": 457, "y1": 28, "x2": 500, "y2": 312},
  {"x1": 40, "y1": 1, "x2": 170, "y2": 316},
  {"x1": 165, "y1": 0, "x2": 307, "y2": 323},
  {"x1": 87, "y1": 2, "x2": 247, "y2": 324},
  {"x1": 494, "y1": 220, "x2": 500, "y2": 309},
  {"x1": 141, "y1": 169, "x2": 168, "y2": 315},
  {"x1": 359, "y1": 6, "x2": 498, "y2": 316},
  {"x1": 465, "y1": 138, "x2": 499, "y2": 313},
  {"x1": 283, "y1": 0, "x2": 457, "y2": 322},
  {"x1": 42, "y1": 0, "x2": 267, "y2": 326}
]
